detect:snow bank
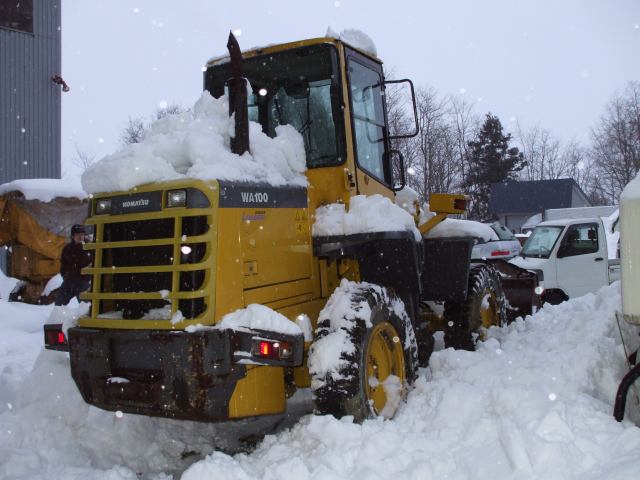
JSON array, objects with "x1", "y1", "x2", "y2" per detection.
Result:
[
  {"x1": 46, "y1": 299, "x2": 91, "y2": 335},
  {"x1": 426, "y1": 218, "x2": 499, "y2": 242},
  {"x1": 2, "y1": 283, "x2": 640, "y2": 478},
  {"x1": 313, "y1": 194, "x2": 421, "y2": 241},
  {"x1": 216, "y1": 304, "x2": 302, "y2": 335},
  {"x1": 326, "y1": 27, "x2": 377, "y2": 57},
  {"x1": 0, "y1": 178, "x2": 87, "y2": 202},
  {"x1": 184, "y1": 283, "x2": 640, "y2": 480},
  {"x1": 0, "y1": 268, "x2": 19, "y2": 300},
  {"x1": 81, "y1": 92, "x2": 307, "y2": 194}
]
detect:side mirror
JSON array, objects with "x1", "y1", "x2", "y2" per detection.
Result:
[
  {"x1": 388, "y1": 149, "x2": 406, "y2": 192},
  {"x1": 384, "y1": 79, "x2": 419, "y2": 139}
]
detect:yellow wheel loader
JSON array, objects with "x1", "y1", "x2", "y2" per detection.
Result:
[{"x1": 44, "y1": 33, "x2": 539, "y2": 422}]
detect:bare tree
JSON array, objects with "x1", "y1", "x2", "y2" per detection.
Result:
[
  {"x1": 155, "y1": 103, "x2": 185, "y2": 120},
  {"x1": 589, "y1": 81, "x2": 640, "y2": 202},
  {"x1": 120, "y1": 116, "x2": 146, "y2": 146},
  {"x1": 516, "y1": 124, "x2": 561, "y2": 181},
  {"x1": 120, "y1": 103, "x2": 187, "y2": 147},
  {"x1": 448, "y1": 95, "x2": 479, "y2": 192},
  {"x1": 71, "y1": 144, "x2": 96, "y2": 172}
]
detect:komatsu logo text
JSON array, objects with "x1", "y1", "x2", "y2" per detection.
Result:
[
  {"x1": 122, "y1": 199, "x2": 150, "y2": 208},
  {"x1": 240, "y1": 192, "x2": 269, "y2": 203}
]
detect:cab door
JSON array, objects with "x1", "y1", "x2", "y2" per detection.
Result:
[
  {"x1": 345, "y1": 50, "x2": 394, "y2": 199},
  {"x1": 555, "y1": 222, "x2": 608, "y2": 298}
]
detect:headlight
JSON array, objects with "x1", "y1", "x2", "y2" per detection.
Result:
[
  {"x1": 166, "y1": 189, "x2": 187, "y2": 208},
  {"x1": 95, "y1": 198, "x2": 111, "y2": 214}
]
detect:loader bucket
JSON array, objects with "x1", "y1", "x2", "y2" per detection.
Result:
[{"x1": 488, "y1": 259, "x2": 541, "y2": 323}]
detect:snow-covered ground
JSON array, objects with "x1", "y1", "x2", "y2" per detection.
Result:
[{"x1": 1, "y1": 283, "x2": 640, "y2": 479}]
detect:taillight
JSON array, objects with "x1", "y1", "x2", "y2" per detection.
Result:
[
  {"x1": 252, "y1": 339, "x2": 292, "y2": 360},
  {"x1": 43, "y1": 324, "x2": 69, "y2": 351},
  {"x1": 491, "y1": 250, "x2": 510, "y2": 257}
]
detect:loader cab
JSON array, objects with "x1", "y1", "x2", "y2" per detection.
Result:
[{"x1": 204, "y1": 37, "x2": 418, "y2": 204}]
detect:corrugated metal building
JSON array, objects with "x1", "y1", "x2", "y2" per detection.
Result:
[{"x1": 0, "y1": 0, "x2": 62, "y2": 184}]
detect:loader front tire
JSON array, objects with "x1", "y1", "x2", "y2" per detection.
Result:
[
  {"x1": 443, "y1": 264, "x2": 507, "y2": 351},
  {"x1": 309, "y1": 282, "x2": 418, "y2": 423}
]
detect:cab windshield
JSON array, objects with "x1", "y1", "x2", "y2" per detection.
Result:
[
  {"x1": 521, "y1": 226, "x2": 564, "y2": 258},
  {"x1": 205, "y1": 44, "x2": 344, "y2": 168}
]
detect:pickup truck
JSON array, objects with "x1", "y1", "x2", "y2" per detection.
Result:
[{"x1": 510, "y1": 217, "x2": 620, "y2": 304}]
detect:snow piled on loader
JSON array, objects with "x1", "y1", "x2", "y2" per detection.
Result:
[
  {"x1": 313, "y1": 194, "x2": 422, "y2": 241},
  {"x1": 81, "y1": 91, "x2": 307, "y2": 194},
  {"x1": 1, "y1": 283, "x2": 640, "y2": 479}
]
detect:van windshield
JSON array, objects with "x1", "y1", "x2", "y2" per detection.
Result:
[
  {"x1": 521, "y1": 226, "x2": 564, "y2": 258},
  {"x1": 204, "y1": 44, "x2": 344, "y2": 168}
]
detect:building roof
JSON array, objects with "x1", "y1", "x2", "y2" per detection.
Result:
[{"x1": 489, "y1": 178, "x2": 590, "y2": 215}]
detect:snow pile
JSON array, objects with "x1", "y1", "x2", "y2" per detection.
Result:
[
  {"x1": 0, "y1": 178, "x2": 87, "y2": 202},
  {"x1": 81, "y1": 92, "x2": 307, "y2": 194},
  {"x1": 601, "y1": 209, "x2": 620, "y2": 259},
  {"x1": 313, "y1": 194, "x2": 421, "y2": 241},
  {"x1": 426, "y1": 218, "x2": 499, "y2": 242},
  {"x1": 326, "y1": 27, "x2": 377, "y2": 57},
  {"x1": 0, "y1": 268, "x2": 19, "y2": 300},
  {"x1": 46, "y1": 299, "x2": 91, "y2": 335},
  {"x1": 217, "y1": 304, "x2": 302, "y2": 335},
  {"x1": 2, "y1": 283, "x2": 640, "y2": 478},
  {"x1": 42, "y1": 273, "x2": 63, "y2": 297},
  {"x1": 184, "y1": 283, "x2": 640, "y2": 480}
]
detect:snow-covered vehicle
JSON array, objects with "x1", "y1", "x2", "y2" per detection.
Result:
[
  {"x1": 470, "y1": 222, "x2": 521, "y2": 260},
  {"x1": 44, "y1": 32, "x2": 540, "y2": 424},
  {"x1": 0, "y1": 179, "x2": 87, "y2": 303},
  {"x1": 510, "y1": 217, "x2": 620, "y2": 304}
]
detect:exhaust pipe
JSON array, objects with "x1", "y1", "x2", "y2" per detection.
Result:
[{"x1": 226, "y1": 31, "x2": 250, "y2": 155}]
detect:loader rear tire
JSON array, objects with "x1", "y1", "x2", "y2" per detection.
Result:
[
  {"x1": 443, "y1": 264, "x2": 507, "y2": 351},
  {"x1": 309, "y1": 282, "x2": 418, "y2": 423}
]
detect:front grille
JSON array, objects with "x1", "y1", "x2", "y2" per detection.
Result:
[
  {"x1": 87, "y1": 210, "x2": 213, "y2": 323},
  {"x1": 104, "y1": 218, "x2": 175, "y2": 241}
]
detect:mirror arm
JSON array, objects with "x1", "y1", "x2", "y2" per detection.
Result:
[{"x1": 389, "y1": 149, "x2": 406, "y2": 192}]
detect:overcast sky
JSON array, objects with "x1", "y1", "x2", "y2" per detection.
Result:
[{"x1": 61, "y1": 0, "x2": 640, "y2": 178}]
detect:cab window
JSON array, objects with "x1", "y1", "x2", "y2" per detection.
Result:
[
  {"x1": 347, "y1": 56, "x2": 389, "y2": 184},
  {"x1": 559, "y1": 223, "x2": 599, "y2": 257}
]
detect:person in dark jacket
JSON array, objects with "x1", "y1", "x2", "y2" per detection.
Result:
[{"x1": 55, "y1": 224, "x2": 93, "y2": 306}]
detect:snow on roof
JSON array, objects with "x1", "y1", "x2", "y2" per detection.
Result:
[
  {"x1": 325, "y1": 27, "x2": 378, "y2": 57},
  {"x1": 425, "y1": 218, "x2": 499, "y2": 242},
  {"x1": 312, "y1": 194, "x2": 421, "y2": 241},
  {"x1": 81, "y1": 92, "x2": 307, "y2": 194},
  {"x1": 0, "y1": 179, "x2": 87, "y2": 202}
]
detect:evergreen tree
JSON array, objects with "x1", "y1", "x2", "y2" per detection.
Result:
[{"x1": 464, "y1": 114, "x2": 526, "y2": 220}]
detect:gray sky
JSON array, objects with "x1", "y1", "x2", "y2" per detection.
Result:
[{"x1": 61, "y1": 0, "x2": 640, "y2": 177}]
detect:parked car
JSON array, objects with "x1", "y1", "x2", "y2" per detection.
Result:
[
  {"x1": 471, "y1": 222, "x2": 521, "y2": 260},
  {"x1": 510, "y1": 217, "x2": 620, "y2": 304}
]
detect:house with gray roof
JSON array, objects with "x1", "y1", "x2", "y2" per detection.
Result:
[{"x1": 489, "y1": 178, "x2": 592, "y2": 233}]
